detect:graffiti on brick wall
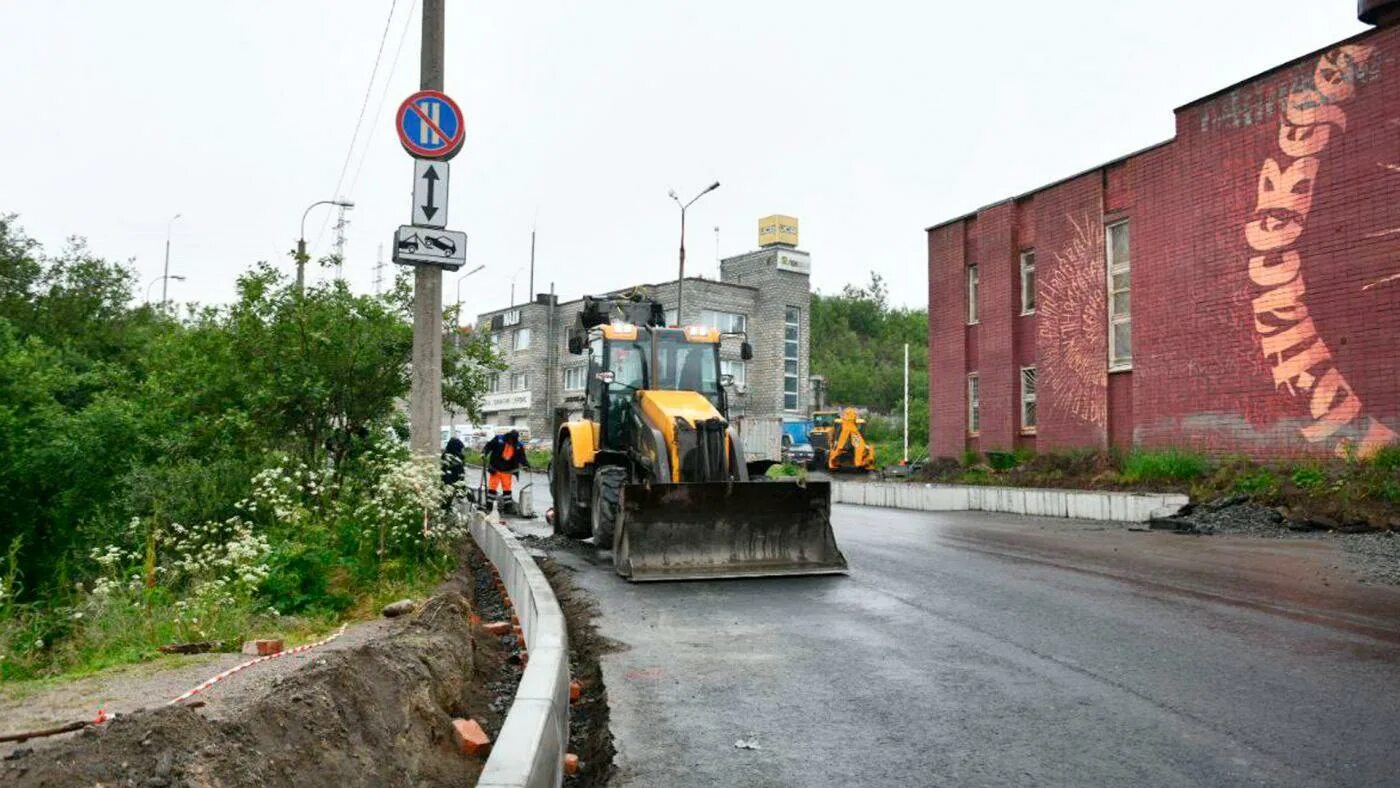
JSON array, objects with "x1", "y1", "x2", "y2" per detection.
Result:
[
  {"x1": 1364, "y1": 123, "x2": 1400, "y2": 291},
  {"x1": 1198, "y1": 54, "x2": 1383, "y2": 135},
  {"x1": 1245, "y1": 44, "x2": 1399, "y2": 457},
  {"x1": 1040, "y1": 212, "x2": 1107, "y2": 428}
]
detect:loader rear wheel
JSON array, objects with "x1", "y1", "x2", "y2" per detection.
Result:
[
  {"x1": 591, "y1": 465, "x2": 626, "y2": 549},
  {"x1": 552, "y1": 438, "x2": 590, "y2": 538}
]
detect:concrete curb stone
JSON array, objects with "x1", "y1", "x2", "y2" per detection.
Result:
[{"x1": 469, "y1": 511, "x2": 571, "y2": 788}]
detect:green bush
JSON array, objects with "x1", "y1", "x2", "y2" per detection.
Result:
[
  {"x1": 1290, "y1": 465, "x2": 1326, "y2": 491},
  {"x1": 1231, "y1": 467, "x2": 1280, "y2": 497},
  {"x1": 986, "y1": 451, "x2": 1018, "y2": 471},
  {"x1": 961, "y1": 449, "x2": 982, "y2": 467},
  {"x1": 0, "y1": 217, "x2": 497, "y2": 681},
  {"x1": 1369, "y1": 442, "x2": 1400, "y2": 472},
  {"x1": 1120, "y1": 449, "x2": 1209, "y2": 484}
]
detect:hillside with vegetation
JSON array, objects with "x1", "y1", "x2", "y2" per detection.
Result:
[
  {"x1": 0, "y1": 215, "x2": 499, "y2": 681},
  {"x1": 809, "y1": 273, "x2": 928, "y2": 463}
]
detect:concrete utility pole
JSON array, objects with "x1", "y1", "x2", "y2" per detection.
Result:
[
  {"x1": 528, "y1": 227, "x2": 536, "y2": 304},
  {"x1": 409, "y1": 0, "x2": 446, "y2": 455},
  {"x1": 670, "y1": 181, "x2": 720, "y2": 323}
]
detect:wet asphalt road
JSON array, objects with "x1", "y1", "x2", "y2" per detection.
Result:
[{"x1": 509, "y1": 479, "x2": 1400, "y2": 787}]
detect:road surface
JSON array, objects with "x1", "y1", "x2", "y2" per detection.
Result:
[{"x1": 509, "y1": 477, "x2": 1400, "y2": 787}]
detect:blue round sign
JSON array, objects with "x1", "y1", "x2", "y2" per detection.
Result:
[{"x1": 396, "y1": 90, "x2": 465, "y2": 160}]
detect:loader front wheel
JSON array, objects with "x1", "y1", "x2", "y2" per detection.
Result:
[
  {"x1": 553, "y1": 438, "x2": 591, "y2": 538},
  {"x1": 591, "y1": 465, "x2": 626, "y2": 549}
]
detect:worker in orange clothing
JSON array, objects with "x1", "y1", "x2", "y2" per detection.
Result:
[{"x1": 482, "y1": 430, "x2": 531, "y2": 514}]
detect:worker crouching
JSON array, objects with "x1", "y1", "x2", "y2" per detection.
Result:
[{"x1": 482, "y1": 430, "x2": 531, "y2": 515}]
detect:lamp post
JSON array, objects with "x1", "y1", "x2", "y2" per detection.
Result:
[
  {"x1": 161, "y1": 213, "x2": 181, "y2": 313},
  {"x1": 454, "y1": 263, "x2": 486, "y2": 351},
  {"x1": 147, "y1": 274, "x2": 186, "y2": 308},
  {"x1": 669, "y1": 181, "x2": 720, "y2": 324},
  {"x1": 298, "y1": 199, "x2": 355, "y2": 291}
]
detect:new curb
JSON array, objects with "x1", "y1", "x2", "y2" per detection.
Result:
[
  {"x1": 469, "y1": 511, "x2": 571, "y2": 788},
  {"x1": 829, "y1": 481, "x2": 1188, "y2": 522}
]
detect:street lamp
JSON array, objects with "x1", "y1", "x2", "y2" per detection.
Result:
[
  {"x1": 297, "y1": 199, "x2": 355, "y2": 291},
  {"x1": 147, "y1": 274, "x2": 186, "y2": 308},
  {"x1": 161, "y1": 213, "x2": 181, "y2": 313},
  {"x1": 669, "y1": 181, "x2": 720, "y2": 324},
  {"x1": 454, "y1": 263, "x2": 486, "y2": 347}
]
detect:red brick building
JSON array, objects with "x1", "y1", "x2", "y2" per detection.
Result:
[{"x1": 927, "y1": 4, "x2": 1400, "y2": 461}]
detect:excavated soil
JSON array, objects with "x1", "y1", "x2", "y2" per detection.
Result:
[{"x1": 3, "y1": 539, "x2": 518, "y2": 787}]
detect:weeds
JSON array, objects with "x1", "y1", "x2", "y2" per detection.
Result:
[{"x1": 1120, "y1": 449, "x2": 1209, "y2": 484}]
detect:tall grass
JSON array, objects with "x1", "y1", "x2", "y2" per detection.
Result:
[{"x1": 1119, "y1": 449, "x2": 1209, "y2": 484}]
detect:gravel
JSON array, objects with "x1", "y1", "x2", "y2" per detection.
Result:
[{"x1": 1151, "y1": 495, "x2": 1400, "y2": 585}]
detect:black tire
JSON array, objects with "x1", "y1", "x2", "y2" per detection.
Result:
[
  {"x1": 591, "y1": 465, "x2": 626, "y2": 549},
  {"x1": 552, "y1": 438, "x2": 590, "y2": 538}
]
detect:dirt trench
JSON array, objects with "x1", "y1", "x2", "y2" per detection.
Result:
[{"x1": 3, "y1": 541, "x2": 514, "y2": 788}]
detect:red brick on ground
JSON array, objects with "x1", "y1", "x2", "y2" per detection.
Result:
[
  {"x1": 452, "y1": 718, "x2": 492, "y2": 756},
  {"x1": 241, "y1": 639, "x2": 283, "y2": 656}
]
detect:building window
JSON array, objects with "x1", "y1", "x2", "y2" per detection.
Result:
[
  {"x1": 966, "y1": 264, "x2": 979, "y2": 324},
  {"x1": 1020, "y1": 366, "x2": 1037, "y2": 432},
  {"x1": 968, "y1": 374, "x2": 980, "y2": 434},
  {"x1": 1107, "y1": 220, "x2": 1131, "y2": 369},
  {"x1": 511, "y1": 372, "x2": 529, "y2": 391},
  {"x1": 664, "y1": 308, "x2": 678, "y2": 327},
  {"x1": 487, "y1": 374, "x2": 501, "y2": 393},
  {"x1": 513, "y1": 328, "x2": 531, "y2": 351},
  {"x1": 783, "y1": 306, "x2": 800, "y2": 410},
  {"x1": 720, "y1": 359, "x2": 746, "y2": 386},
  {"x1": 1020, "y1": 251, "x2": 1036, "y2": 314},
  {"x1": 700, "y1": 309, "x2": 747, "y2": 334},
  {"x1": 563, "y1": 366, "x2": 586, "y2": 391}
]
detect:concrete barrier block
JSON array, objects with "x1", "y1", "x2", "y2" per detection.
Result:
[{"x1": 476, "y1": 699, "x2": 564, "y2": 788}]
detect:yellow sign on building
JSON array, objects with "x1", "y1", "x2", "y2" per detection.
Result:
[{"x1": 758, "y1": 214, "x2": 799, "y2": 248}]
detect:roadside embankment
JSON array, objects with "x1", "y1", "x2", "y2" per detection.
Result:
[{"x1": 3, "y1": 539, "x2": 512, "y2": 787}]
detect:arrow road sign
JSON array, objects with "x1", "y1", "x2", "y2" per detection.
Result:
[
  {"x1": 393, "y1": 225, "x2": 467, "y2": 271},
  {"x1": 396, "y1": 90, "x2": 465, "y2": 160},
  {"x1": 413, "y1": 160, "x2": 448, "y2": 228}
]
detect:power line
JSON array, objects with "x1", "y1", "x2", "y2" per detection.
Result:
[
  {"x1": 349, "y1": 0, "x2": 419, "y2": 196},
  {"x1": 312, "y1": 0, "x2": 400, "y2": 256}
]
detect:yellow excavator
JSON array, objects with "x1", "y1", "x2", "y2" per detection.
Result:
[
  {"x1": 808, "y1": 407, "x2": 876, "y2": 473},
  {"x1": 549, "y1": 294, "x2": 847, "y2": 581}
]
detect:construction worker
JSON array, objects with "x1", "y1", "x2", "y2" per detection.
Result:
[{"x1": 482, "y1": 430, "x2": 530, "y2": 514}]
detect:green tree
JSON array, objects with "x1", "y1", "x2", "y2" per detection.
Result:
[{"x1": 810, "y1": 271, "x2": 929, "y2": 455}]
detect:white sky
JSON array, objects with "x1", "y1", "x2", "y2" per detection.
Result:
[{"x1": 0, "y1": 1, "x2": 1368, "y2": 311}]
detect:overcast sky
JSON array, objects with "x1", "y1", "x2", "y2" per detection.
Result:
[{"x1": 0, "y1": 1, "x2": 1368, "y2": 312}]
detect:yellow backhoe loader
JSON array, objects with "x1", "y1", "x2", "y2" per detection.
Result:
[
  {"x1": 808, "y1": 407, "x2": 876, "y2": 473},
  {"x1": 549, "y1": 294, "x2": 847, "y2": 581}
]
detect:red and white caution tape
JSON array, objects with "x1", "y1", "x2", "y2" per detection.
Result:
[{"x1": 165, "y1": 625, "x2": 348, "y2": 706}]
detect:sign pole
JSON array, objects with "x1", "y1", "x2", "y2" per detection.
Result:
[
  {"x1": 410, "y1": 0, "x2": 446, "y2": 456},
  {"x1": 903, "y1": 342, "x2": 910, "y2": 463}
]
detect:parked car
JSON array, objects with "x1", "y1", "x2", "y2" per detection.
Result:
[
  {"x1": 783, "y1": 442, "x2": 815, "y2": 467},
  {"x1": 881, "y1": 458, "x2": 927, "y2": 479}
]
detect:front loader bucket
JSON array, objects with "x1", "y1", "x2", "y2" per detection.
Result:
[{"x1": 614, "y1": 481, "x2": 847, "y2": 581}]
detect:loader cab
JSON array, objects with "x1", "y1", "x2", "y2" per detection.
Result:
[{"x1": 584, "y1": 323, "x2": 728, "y2": 448}]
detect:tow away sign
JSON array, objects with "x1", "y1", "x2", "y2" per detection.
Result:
[{"x1": 393, "y1": 226, "x2": 467, "y2": 270}]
